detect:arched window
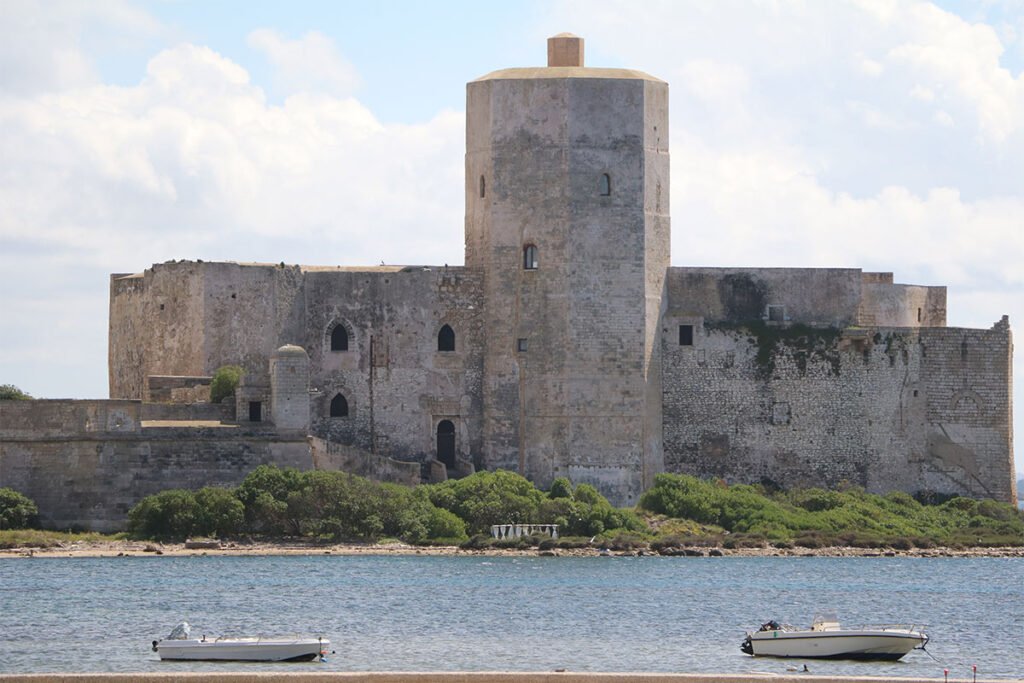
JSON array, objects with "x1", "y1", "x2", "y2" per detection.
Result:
[
  {"x1": 330, "y1": 393, "x2": 349, "y2": 418},
  {"x1": 331, "y1": 325, "x2": 348, "y2": 351},
  {"x1": 438, "y1": 324, "x2": 455, "y2": 352},
  {"x1": 479, "y1": 175, "x2": 486, "y2": 198},
  {"x1": 523, "y1": 244, "x2": 538, "y2": 270},
  {"x1": 599, "y1": 173, "x2": 611, "y2": 196},
  {"x1": 437, "y1": 420, "x2": 456, "y2": 468}
]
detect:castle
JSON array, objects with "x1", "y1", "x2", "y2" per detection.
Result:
[{"x1": 1, "y1": 35, "x2": 1016, "y2": 530}]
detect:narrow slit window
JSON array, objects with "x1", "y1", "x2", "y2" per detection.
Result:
[
  {"x1": 330, "y1": 393, "x2": 349, "y2": 418},
  {"x1": 917, "y1": 307, "x2": 922, "y2": 323},
  {"x1": 438, "y1": 324, "x2": 455, "y2": 352},
  {"x1": 331, "y1": 325, "x2": 349, "y2": 351},
  {"x1": 599, "y1": 173, "x2": 611, "y2": 196},
  {"x1": 679, "y1": 325, "x2": 694, "y2": 346},
  {"x1": 479, "y1": 175, "x2": 486, "y2": 198},
  {"x1": 523, "y1": 244, "x2": 538, "y2": 270}
]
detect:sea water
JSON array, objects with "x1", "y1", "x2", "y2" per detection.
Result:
[{"x1": 0, "y1": 554, "x2": 1020, "y2": 677}]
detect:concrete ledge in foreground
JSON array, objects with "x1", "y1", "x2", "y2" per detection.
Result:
[{"x1": 0, "y1": 673, "x2": 1019, "y2": 683}]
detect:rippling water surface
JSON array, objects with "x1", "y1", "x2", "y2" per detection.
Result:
[{"x1": 0, "y1": 555, "x2": 1021, "y2": 677}]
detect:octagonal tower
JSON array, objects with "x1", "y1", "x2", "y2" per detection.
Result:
[{"x1": 465, "y1": 34, "x2": 670, "y2": 504}]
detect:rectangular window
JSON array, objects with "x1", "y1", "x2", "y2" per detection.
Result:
[
  {"x1": 517, "y1": 338, "x2": 528, "y2": 352},
  {"x1": 768, "y1": 305, "x2": 785, "y2": 322},
  {"x1": 678, "y1": 325, "x2": 693, "y2": 346},
  {"x1": 248, "y1": 401, "x2": 262, "y2": 422}
]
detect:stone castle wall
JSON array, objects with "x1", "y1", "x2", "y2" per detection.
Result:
[
  {"x1": 0, "y1": 400, "x2": 311, "y2": 532},
  {"x1": 661, "y1": 318, "x2": 1014, "y2": 502},
  {"x1": 108, "y1": 261, "x2": 486, "y2": 467}
]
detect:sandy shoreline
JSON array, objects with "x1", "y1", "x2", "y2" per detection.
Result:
[{"x1": 2, "y1": 539, "x2": 1021, "y2": 559}]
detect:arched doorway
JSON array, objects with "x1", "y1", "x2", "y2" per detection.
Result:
[{"x1": 436, "y1": 420, "x2": 456, "y2": 468}]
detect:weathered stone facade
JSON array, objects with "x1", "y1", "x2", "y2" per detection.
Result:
[{"x1": 1, "y1": 35, "x2": 1015, "y2": 530}]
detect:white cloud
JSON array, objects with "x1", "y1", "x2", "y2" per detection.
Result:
[
  {"x1": 247, "y1": 29, "x2": 361, "y2": 98},
  {"x1": 0, "y1": 0, "x2": 161, "y2": 94},
  {"x1": 857, "y1": 54, "x2": 885, "y2": 77},
  {"x1": 888, "y1": 2, "x2": 1024, "y2": 142},
  {"x1": 0, "y1": 41, "x2": 463, "y2": 398}
]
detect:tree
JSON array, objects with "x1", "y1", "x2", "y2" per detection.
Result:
[
  {"x1": 0, "y1": 488, "x2": 38, "y2": 529},
  {"x1": 127, "y1": 489, "x2": 200, "y2": 540},
  {"x1": 0, "y1": 384, "x2": 33, "y2": 400},
  {"x1": 194, "y1": 487, "x2": 245, "y2": 537},
  {"x1": 209, "y1": 365, "x2": 244, "y2": 404}
]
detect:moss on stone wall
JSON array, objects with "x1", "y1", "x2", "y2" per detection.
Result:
[{"x1": 707, "y1": 321, "x2": 841, "y2": 380}]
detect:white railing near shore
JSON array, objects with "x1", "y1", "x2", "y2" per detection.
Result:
[{"x1": 490, "y1": 524, "x2": 559, "y2": 539}]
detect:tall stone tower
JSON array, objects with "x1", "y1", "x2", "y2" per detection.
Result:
[{"x1": 465, "y1": 34, "x2": 670, "y2": 504}]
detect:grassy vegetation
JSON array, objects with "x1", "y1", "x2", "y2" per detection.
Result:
[
  {"x1": 0, "y1": 529, "x2": 120, "y2": 549},
  {"x1": 2, "y1": 470, "x2": 1021, "y2": 550},
  {"x1": 639, "y1": 474, "x2": 1024, "y2": 549}
]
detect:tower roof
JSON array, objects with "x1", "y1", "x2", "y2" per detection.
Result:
[{"x1": 472, "y1": 34, "x2": 664, "y2": 84}]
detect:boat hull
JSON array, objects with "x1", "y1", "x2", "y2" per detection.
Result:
[
  {"x1": 744, "y1": 631, "x2": 925, "y2": 660},
  {"x1": 156, "y1": 637, "x2": 329, "y2": 662}
]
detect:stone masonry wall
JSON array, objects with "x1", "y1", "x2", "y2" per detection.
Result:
[
  {"x1": 110, "y1": 261, "x2": 487, "y2": 470},
  {"x1": 661, "y1": 319, "x2": 1015, "y2": 503},
  {"x1": 919, "y1": 320, "x2": 1015, "y2": 502},
  {"x1": 303, "y1": 266, "x2": 484, "y2": 468},
  {"x1": 0, "y1": 400, "x2": 311, "y2": 532}
]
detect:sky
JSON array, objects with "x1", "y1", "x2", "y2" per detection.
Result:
[{"x1": 1, "y1": 0, "x2": 1022, "y2": 477}]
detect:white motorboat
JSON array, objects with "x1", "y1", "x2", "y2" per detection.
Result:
[
  {"x1": 741, "y1": 614, "x2": 928, "y2": 661},
  {"x1": 152, "y1": 622, "x2": 329, "y2": 662}
]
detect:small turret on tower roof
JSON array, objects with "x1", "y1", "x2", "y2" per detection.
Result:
[{"x1": 547, "y1": 33, "x2": 584, "y2": 67}]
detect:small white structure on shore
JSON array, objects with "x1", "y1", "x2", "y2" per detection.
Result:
[{"x1": 491, "y1": 524, "x2": 559, "y2": 540}]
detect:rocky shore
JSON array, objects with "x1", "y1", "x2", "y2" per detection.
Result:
[{"x1": 2, "y1": 539, "x2": 1021, "y2": 559}]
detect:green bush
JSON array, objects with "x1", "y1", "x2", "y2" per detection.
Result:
[
  {"x1": 0, "y1": 488, "x2": 38, "y2": 529},
  {"x1": 425, "y1": 470, "x2": 544, "y2": 535},
  {"x1": 460, "y1": 534, "x2": 493, "y2": 550},
  {"x1": 127, "y1": 487, "x2": 243, "y2": 540},
  {"x1": 0, "y1": 384, "x2": 33, "y2": 400},
  {"x1": 209, "y1": 365, "x2": 244, "y2": 404},
  {"x1": 548, "y1": 477, "x2": 573, "y2": 499},
  {"x1": 233, "y1": 467, "x2": 466, "y2": 544},
  {"x1": 194, "y1": 487, "x2": 245, "y2": 537},
  {"x1": 127, "y1": 489, "x2": 200, "y2": 540},
  {"x1": 236, "y1": 465, "x2": 305, "y2": 534}
]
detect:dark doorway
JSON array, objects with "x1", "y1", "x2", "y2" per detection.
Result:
[
  {"x1": 436, "y1": 420, "x2": 456, "y2": 468},
  {"x1": 249, "y1": 401, "x2": 262, "y2": 422}
]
